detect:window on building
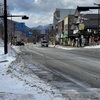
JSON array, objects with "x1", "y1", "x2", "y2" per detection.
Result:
[{"x1": 56, "y1": 11, "x2": 60, "y2": 17}]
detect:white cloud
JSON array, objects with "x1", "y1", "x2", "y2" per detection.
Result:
[
  {"x1": 9, "y1": 11, "x2": 53, "y2": 28},
  {"x1": 26, "y1": 12, "x2": 53, "y2": 28},
  {"x1": 0, "y1": 0, "x2": 100, "y2": 27}
]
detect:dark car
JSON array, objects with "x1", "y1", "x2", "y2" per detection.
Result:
[
  {"x1": 41, "y1": 40, "x2": 48, "y2": 47},
  {"x1": 16, "y1": 41, "x2": 24, "y2": 46}
]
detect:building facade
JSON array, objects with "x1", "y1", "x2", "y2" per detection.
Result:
[
  {"x1": 53, "y1": 8, "x2": 75, "y2": 31},
  {"x1": 63, "y1": 15, "x2": 75, "y2": 46},
  {"x1": 53, "y1": 8, "x2": 75, "y2": 45},
  {"x1": 72, "y1": 13, "x2": 100, "y2": 46},
  {"x1": 57, "y1": 20, "x2": 64, "y2": 44}
]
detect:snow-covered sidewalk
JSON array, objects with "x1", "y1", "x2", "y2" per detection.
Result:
[
  {"x1": 51, "y1": 44, "x2": 100, "y2": 49},
  {"x1": 0, "y1": 39, "x2": 66, "y2": 100}
]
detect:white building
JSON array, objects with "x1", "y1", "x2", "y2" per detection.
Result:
[{"x1": 53, "y1": 8, "x2": 75, "y2": 30}]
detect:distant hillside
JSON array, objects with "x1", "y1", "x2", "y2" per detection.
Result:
[
  {"x1": 31, "y1": 24, "x2": 52, "y2": 34},
  {"x1": 7, "y1": 19, "x2": 31, "y2": 35},
  {"x1": 7, "y1": 19, "x2": 52, "y2": 35}
]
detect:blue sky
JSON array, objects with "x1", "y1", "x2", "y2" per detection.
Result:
[{"x1": 0, "y1": 0, "x2": 99, "y2": 28}]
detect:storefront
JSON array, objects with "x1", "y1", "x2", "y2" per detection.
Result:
[
  {"x1": 62, "y1": 33, "x2": 68, "y2": 45},
  {"x1": 55, "y1": 34, "x2": 61, "y2": 44}
]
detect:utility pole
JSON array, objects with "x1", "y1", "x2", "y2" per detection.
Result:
[
  {"x1": 3, "y1": 0, "x2": 29, "y2": 54},
  {"x1": 4, "y1": 0, "x2": 8, "y2": 54},
  {"x1": 11, "y1": 15, "x2": 13, "y2": 45}
]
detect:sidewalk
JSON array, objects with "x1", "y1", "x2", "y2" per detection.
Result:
[
  {"x1": 50, "y1": 44, "x2": 100, "y2": 49},
  {"x1": 49, "y1": 44, "x2": 82, "y2": 50}
]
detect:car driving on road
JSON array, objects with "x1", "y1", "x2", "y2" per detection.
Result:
[
  {"x1": 41, "y1": 40, "x2": 48, "y2": 47},
  {"x1": 15, "y1": 41, "x2": 24, "y2": 46}
]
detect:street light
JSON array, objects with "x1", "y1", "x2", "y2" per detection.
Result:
[{"x1": 94, "y1": 3, "x2": 100, "y2": 38}]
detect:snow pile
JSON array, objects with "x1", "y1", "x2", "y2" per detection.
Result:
[
  {"x1": 0, "y1": 39, "x2": 66, "y2": 100},
  {"x1": 0, "y1": 38, "x2": 4, "y2": 46},
  {"x1": 55, "y1": 44, "x2": 100, "y2": 49},
  {"x1": 54, "y1": 45, "x2": 78, "y2": 50},
  {"x1": 11, "y1": 45, "x2": 22, "y2": 54},
  {"x1": 84, "y1": 45, "x2": 100, "y2": 48}
]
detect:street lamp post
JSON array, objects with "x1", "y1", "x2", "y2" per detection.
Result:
[
  {"x1": 10, "y1": 14, "x2": 13, "y2": 45},
  {"x1": 4, "y1": 0, "x2": 8, "y2": 54},
  {"x1": 94, "y1": 3, "x2": 100, "y2": 38}
]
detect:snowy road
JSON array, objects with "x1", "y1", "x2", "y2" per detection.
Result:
[{"x1": 17, "y1": 44, "x2": 100, "y2": 99}]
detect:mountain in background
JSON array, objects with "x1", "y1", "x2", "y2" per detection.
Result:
[
  {"x1": 31, "y1": 24, "x2": 52, "y2": 34},
  {"x1": 7, "y1": 19, "x2": 31, "y2": 34},
  {"x1": 7, "y1": 19, "x2": 52, "y2": 35}
]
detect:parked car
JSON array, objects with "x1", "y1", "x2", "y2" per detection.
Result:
[
  {"x1": 15, "y1": 41, "x2": 24, "y2": 46},
  {"x1": 41, "y1": 40, "x2": 48, "y2": 47}
]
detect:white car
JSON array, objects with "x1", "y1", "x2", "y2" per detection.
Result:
[{"x1": 41, "y1": 40, "x2": 48, "y2": 47}]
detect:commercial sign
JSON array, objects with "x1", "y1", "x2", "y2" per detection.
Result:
[{"x1": 79, "y1": 24, "x2": 85, "y2": 30}]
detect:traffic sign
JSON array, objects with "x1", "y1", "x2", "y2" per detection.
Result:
[
  {"x1": 28, "y1": 32, "x2": 33, "y2": 36},
  {"x1": 15, "y1": 23, "x2": 25, "y2": 31}
]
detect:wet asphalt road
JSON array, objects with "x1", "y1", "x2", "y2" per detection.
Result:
[{"x1": 20, "y1": 45, "x2": 100, "y2": 88}]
